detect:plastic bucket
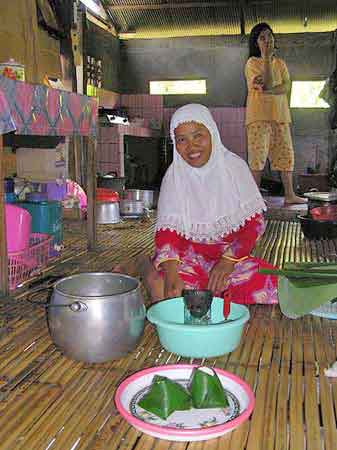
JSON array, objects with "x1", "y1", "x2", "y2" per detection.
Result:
[
  {"x1": 16, "y1": 201, "x2": 63, "y2": 254},
  {"x1": 5, "y1": 204, "x2": 32, "y2": 252},
  {"x1": 147, "y1": 297, "x2": 250, "y2": 358}
]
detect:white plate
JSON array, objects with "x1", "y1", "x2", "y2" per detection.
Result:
[
  {"x1": 114, "y1": 364, "x2": 255, "y2": 441},
  {"x1": 304, "y1": 192, "x2": 337, "y2": 201}
]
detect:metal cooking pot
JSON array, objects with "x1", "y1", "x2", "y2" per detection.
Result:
[
  {"x1": 120, "y1": 199, "x2": 144, "y2": 217},
  {"x1": 47, "y1": 273, "x2": 145, "y2": 363},
  {"x1": 96, "y1": 201, "x2": 120, "y2": 224},
  {"x1": 122, "y1": 189, "x2": 158, "y2": 210},
  {"x1": 97, "y1": 171, "x2": 126, "y2": 193}
]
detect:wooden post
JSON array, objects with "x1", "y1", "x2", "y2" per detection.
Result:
[
  {"x1": 75, "y1": 137, "x2": 82, "y2": 185},
  {"x1": 0, "y1": 135, "x2": 9, "y2": 296},
  {"x1": 86, "y1": 136, "x2": 97, "y2": 251}
]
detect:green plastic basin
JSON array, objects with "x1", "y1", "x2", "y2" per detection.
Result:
[{"x1": 147, "y1": 297, "x2": 250, "y2": 358}]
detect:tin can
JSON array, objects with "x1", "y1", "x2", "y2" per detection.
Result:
[{"x1": 0, "y1": 59, "x2": 25, "y2": 81}]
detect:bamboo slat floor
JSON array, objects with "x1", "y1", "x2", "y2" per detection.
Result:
[{"x1": 0, "y1": 216, "x2": 336, "y2": 450}]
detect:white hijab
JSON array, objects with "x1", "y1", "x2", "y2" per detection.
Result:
[{"x1": 156, "y1": 104, "x2": 266, "y2": 242}]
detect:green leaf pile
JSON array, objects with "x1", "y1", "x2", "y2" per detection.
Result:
[{"x1": 259, "y1": 263, "x2": 337, "y2": 318}]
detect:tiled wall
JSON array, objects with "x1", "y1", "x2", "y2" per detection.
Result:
[
  {"x1": 97, "y1": 96, "x2": 248, "y2": 176},
  {"x1": 97, "y1": 94, "x2": 164, "y2": 175},
  {"x1": 97, "y1": 94, "x2": 335, "y2": 187},
  {"x1": 120, "y1": 94, "x2": 163, "y2": 129}
]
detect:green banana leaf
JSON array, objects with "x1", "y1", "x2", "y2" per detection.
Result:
[
  {"x1": 278, "y1": 276, "x2": 337, "y2": 318},
  {"x1": 138, "y1": 375, "x2": 192, "y2": 420},
  {"x1": 259, "y1": 264, "x2": 337, "y2": 318},
  {"x1": 283, "y1": 262, "x2": 337, "y2": 270},
  {"x1": 190, "y1": 367, "x2": 229, "y2": 409},
  {"x1": 260, "y1": 268, "x2": 337, "y2": 279}
]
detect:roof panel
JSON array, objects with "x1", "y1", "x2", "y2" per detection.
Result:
[{"x1": 105, "y1": 1, "x2": 337, "y2": 38}]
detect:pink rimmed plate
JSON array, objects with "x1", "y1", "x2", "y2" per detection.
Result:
[{"x1": 114, "y1": 364, "x2": 255, "y2": 442}]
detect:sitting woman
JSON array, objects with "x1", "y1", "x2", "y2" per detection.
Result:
[
  {"x1": 147, "y1": 103, "x2": 278, "y2": 304},
  {"x1": 117, "y1": 104, "x2": 278, "y2": 305}
]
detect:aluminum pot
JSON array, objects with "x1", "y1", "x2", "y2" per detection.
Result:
[
  {"x1": 123, "y1": 189, "x2": 158, "y2": 210},
  {"x1": 120, "y1": 199, "x2": 144, "y2": 217},
  {"x1": 96, "y1": 201, "x2": 120, "y2": 224},
  {"x1": 47, "y1": 273, "x2": 146, "y2": 363}
]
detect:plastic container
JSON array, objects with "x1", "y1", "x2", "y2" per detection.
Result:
[
  {"x1": 25, "y1": 192, "x2": 48, "y2": 202},
  {"x1": 5, "y1": 193, "x2": 17, "y2": 203},
  {"x1": 16, "y1": 201, "x2": 63, "y2": 255},
  {"x1": 8, "y1": 233, "x2": 52, "y2": 290},
  {"x1": 66, "y1": 179, "x2": 87, "y2": 209},
  {"x1": 147, "y1": 297, "x2": 250, "y2": 358},
  {"x1": 310, "y1": 205, "x2": 337, "y2": 221},
  {"x1": 5, "y1": 204, "x2": 32, "y2": 252},
  {"x1": 46, "y1": 182, "x2": 67, "y2": 201},
  {"x1": 4, "y1": 178, "x2": 14, "y2": 193},
  {"x1": 96, "y1": 188, "x2": 119, "y2": 202}
]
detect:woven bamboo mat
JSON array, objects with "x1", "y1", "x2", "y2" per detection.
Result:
[{"x1": 0, "y1": 217, "x2": 336, "y2": 450}]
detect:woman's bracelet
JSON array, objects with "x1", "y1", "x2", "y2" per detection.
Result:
[{"x1": 221, "y1": 255, "x2": 248, "y2": 263}]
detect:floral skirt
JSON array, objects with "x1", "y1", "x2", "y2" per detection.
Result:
[{"x1": 158, "y1": 256, "x2": 278, "y2": 305}]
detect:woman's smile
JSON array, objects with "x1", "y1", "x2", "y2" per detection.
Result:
[{"x1": 188, "y1": 151, "x2": 202, "y2": 160}]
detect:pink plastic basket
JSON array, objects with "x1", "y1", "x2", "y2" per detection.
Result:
[{"x1": 8, "y1": 233, "x2": 53, "y2": 290}]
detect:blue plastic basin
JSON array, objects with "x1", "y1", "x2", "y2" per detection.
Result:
[{"x1": 147, "y1": 297, "x2": 250, "y2": 358}]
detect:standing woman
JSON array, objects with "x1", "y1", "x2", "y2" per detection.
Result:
[{"x1": 245, "y1": 22, "x2": 307, "y2": 206}]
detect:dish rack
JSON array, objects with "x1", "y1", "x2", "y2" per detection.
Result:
[{"x1": 8, "y1": 233, "x2": 53, "y2": 290}]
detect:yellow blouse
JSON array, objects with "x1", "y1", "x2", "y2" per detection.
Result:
[{"x1": 245, "y1": 56, "x2": 292, "y2": 125}]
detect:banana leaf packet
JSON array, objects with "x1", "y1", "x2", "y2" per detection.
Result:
[
  {"x1": 138, "y1": 375, "x2": 192, "y2": 420},
  {"x1": 190, "y1": 367, "x2": 229, "y2": 409}
]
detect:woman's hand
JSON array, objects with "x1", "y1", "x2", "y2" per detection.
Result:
[
  {"x1": 260, "y1": 37, "x2": 274, "y2": 60},
  {"x1": 253, "y1": 75, "x2": 264, "y2": 91},
  {"x1": 160, "y1": 260, "x2": 185, "y2": 298},
  {"x1": 208, "y1": 258, "x2": 236, "y2": 294}
]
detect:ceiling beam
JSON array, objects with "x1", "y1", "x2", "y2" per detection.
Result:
[{"x1": 107, "y1": 2, "x2": 237, "y2": 12}]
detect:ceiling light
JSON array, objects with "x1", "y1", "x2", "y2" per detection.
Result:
[{"x1": 79, "y1": 0, "x2": 108, "y2": 20}]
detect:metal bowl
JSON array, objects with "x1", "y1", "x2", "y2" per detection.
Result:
[
  {"x1": 299, "y1": 215, "x2": 337, "y2": 239},
  {"x1": 120, "y1": 199, "x2": 144, "y2": 217},
  {"x1": 122, "y1": 189, "x2": 158, "y2": 210},
  {"x1": 96, "y1": 201, "x2": 120, "y2": 224}
]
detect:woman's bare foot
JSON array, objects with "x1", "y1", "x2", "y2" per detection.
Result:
[
  {"x1": 112, "y1": 256, "x2": 165, "y2": 302},
  {"x1": 112, "y1": 258, "x2": 140, "y2": 277},
  {"x1": 284, "y1": 196, "x2": 308, "y2": 206}
]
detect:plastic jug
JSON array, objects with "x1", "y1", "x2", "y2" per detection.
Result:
[{"x1": 5, "y1": 204, "x2": 32, "y2": 252}]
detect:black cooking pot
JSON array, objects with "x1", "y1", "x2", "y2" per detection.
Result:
[
  {"x1": 298, "y1": 215, "x2": 337, "y2": 240},
  {"x1": 97, "y1": 171, "x2": 125, "y2": 193}
]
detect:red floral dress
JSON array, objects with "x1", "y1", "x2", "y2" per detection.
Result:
[{"x1": 153, "y1": 214, "x2": 278, "y2": 304}]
